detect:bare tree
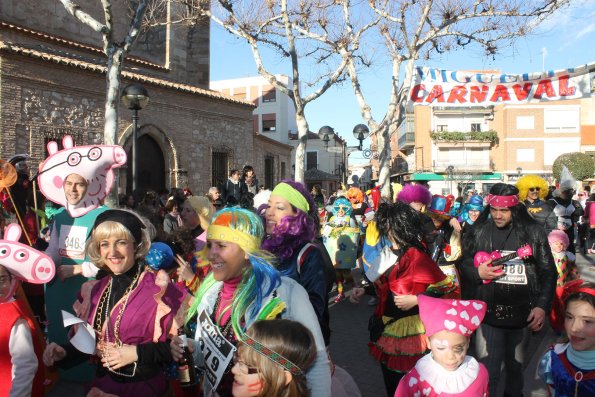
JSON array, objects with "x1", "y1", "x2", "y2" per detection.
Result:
[
  {"x1": 59, "y1": 0, "x2": 149, "y2": 145},
  {"x1": 305, "y1": 0, "x2": 572, "y2": 197},
  {"x1": 181, "y1": 0, "x2": 379, "y2": 183}
]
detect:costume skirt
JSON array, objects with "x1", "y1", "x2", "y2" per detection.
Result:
[{"x1": 368, "y1": 314, "x2": 428, "y2": 373}]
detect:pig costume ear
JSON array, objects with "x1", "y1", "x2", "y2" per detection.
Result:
[
  {"x1": 0, "y1": 224, "x2": 56, "y2": 303},
  {"x1": 37, "y1": 135, "x2": 127, "y2": 218}
]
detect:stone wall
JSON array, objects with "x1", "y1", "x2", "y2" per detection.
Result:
[{"x1": 0, "y1": 0, "x2": 210, "y2": 88}]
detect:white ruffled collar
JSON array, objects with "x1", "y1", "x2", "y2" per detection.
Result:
[{"x1": 415, "y1": 353, "x2": 480, "y2": 394}]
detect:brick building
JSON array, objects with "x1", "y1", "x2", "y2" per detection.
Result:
[{"x1": 0, "y1": 0, "x2": 292, "y2": 196}]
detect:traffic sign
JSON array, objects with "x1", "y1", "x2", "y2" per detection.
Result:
[{"x1": 327, "y1": 147, "x2": 342, "y2": 153}]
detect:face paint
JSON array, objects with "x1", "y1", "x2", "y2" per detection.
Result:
[{"x1": 429, "y1": 330, "x2": 469, "y2": 371}]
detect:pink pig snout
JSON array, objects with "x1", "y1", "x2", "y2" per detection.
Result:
[
  {"x1": 32, "y1": 256, "x2": 56, "y2": 283},
  {"x1": 112, "y1": 146, "x2": 127, "y2": 165}
]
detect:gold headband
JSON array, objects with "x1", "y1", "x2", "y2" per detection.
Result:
[{"x1": 207, "y1": 225, "x2": 259, "y2": 253}]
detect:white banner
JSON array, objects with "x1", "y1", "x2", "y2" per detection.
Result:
[{"x1": 409, "y1": 63, "x2": 594, "y2": 106}]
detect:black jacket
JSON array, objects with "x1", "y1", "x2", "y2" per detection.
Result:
[
  {"x1": 220, "y1": 179, "x2": 247, "y2": 206},
  {"x1": 524, "y1": 199, "x2": 557, "y2": 235},
  {"x1": 459, "y1": 219, "x2": 557, "y2": 313}
]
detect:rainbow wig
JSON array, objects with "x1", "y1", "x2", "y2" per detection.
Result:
[
  {"x1": 332, "y1": 197, "x2": 353, "y2": 217},
  {"x1": 516, "y1": 175, "x2": 548, "y2": 202},
  {"x1": 187, "y1": 207, "x2": 281, "y2": 337},
  {"x1": 262, "y1": 180, "x2": 318, "y2": 261},
  {"x1": 346, "y1": 187, "x2": 364, "y2": 205},
  {"x1": 396, "y1": 183, "x2": 432, "y2": 206}
]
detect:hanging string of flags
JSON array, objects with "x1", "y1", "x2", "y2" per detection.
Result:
[{"x1": 409, "y1": 62, "x2": 595, "y2": 106}]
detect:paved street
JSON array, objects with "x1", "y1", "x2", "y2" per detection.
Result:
[{"x1": 328, "y1": 253, "x2": 595, "y2": 397}]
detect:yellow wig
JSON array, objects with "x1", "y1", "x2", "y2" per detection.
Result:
[{"x1": 516, "y1": 175, "x2": 548, "y2": 202}]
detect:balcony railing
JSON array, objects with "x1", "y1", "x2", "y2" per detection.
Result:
[
  {"x1": 398, "y1": 132, "x2": 415, "y2": 148},
  {"x1": 430, "y1": 130, "x2": 499, "y2": 145},
  {"x1": 433, "y1": 159, "x2": 492, "y2": 172}
]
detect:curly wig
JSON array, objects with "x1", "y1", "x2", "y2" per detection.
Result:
[
  {"x1": 375, "y1": 201, "x2": 426, "y2": 252},
  {"x1": 332, "y1": 197, "x2": 352, "y2": 217},
  {"x1": 346, "y1": 187, "x2": 364, "y2": 205},
  {"x1": 262, "y1": 180, "x2": 318, "y2": 261},
  {"x1": 397, "y1": 183, "x2": 432, "y2": 206},
  {"x1": 516, "y1": 175, "x2": 548, "y2": 202}
]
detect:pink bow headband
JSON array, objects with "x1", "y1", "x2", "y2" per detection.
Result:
[{"x1": 485, "y1": 194, "x2": 519, "y2": 208}]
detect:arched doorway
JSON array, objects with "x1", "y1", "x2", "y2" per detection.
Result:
[{"x1": 126, "y1": 134, "x2": 165, "y2": 196}]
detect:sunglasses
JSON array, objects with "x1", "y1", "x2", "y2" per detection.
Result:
[
  {"x1": 528, "y1": 187, "x2": 541, "y2": 192},
  {"x1": 336, "y1": 205, "x2": 350, "y2": 211}
]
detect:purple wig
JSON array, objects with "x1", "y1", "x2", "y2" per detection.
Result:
[
  {"x1": 396, "y1": 183, "x2": 432, "y2": 206},
  {"x1": 262, "y1": 180, "x2": 318, "y2": 261}
]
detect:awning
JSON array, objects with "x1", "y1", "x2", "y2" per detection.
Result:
[{"x1": 404, "y1": 172, "x2": 502, "y2": 182}]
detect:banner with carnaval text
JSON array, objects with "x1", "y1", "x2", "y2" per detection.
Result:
[{"x1": 409, "y1": 63, "x2": 595, "y2": 106}]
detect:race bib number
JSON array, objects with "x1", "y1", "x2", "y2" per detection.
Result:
[
  {"x1": 495, "y1": 252, "x2": 527, "y2": 285},
  {"x1": 58, "y1": 225, "x2": 88, "y2": 259},
  {"x1": 198, "y1": 310, "x2": 236, "y2": 391}
]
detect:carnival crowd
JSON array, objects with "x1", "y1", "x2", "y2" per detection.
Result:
[{"x1": 1, "y1": 144, "x2": 594, "y2": 397}]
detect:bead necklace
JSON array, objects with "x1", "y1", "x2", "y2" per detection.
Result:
[{"x1": 95, "y1": 265, "x2": 142, "y2": 377}]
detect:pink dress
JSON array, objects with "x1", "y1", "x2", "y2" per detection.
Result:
[{"x1": 395, "y1": 354, "x2": 489, "y2": 397}]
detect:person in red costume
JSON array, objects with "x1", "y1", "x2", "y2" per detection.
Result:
[{"x1": 351, "y1": 201, "x2": 457, "y2": 396}]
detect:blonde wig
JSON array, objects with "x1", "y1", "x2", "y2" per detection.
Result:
[{"x1": 516, "y1": 175, "x2": 548, "y2": 202}]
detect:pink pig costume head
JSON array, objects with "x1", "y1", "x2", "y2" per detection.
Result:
[
  {"x1": 0, "y1": 224, "x2": 56, "y2": 302},
  {"x1": 38, "y1": 135, "x2": 127, "y2": 218}
]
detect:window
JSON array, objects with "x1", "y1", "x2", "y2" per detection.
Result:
[
  {"x1": 516, "y1": 148, "x2": 535, "y2": 162},
  {"x1": 262, "y1": 89, "x2": 276, "y2": 103},
  {"x1": 212, "y1": 151, "x2": 228, "y2": 188},
  {"x1": 544, "y1": 108, "x2": 580, "y2": 133},
  {"x1": 306, "y1": 152, "x2": 318, "y2": 170},
  {"x1": 262, "y1": 113, "x2": 276, "y2": 132},
  {"x1": 437, "y1": 124, "x2": 448, "y2": 132},
  {"x1": 471, "y1": 123, "x2": 481, "y2": 132},
  {"x1": 516, "y1": 116, "x2": 535, "y2": 130},
  {"x1": 264, "y1": 156, "x2": 274, "y2": 189}
]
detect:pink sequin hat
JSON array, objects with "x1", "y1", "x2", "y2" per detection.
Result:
[{"x1": 418, "y1": 295, "x2": 487, "y2": 337}]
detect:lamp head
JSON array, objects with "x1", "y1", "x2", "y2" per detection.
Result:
[
  {"x1": 121, "y1": 84, "x2": 150, "y2": 111},
  {"x1": 318, "y1": 125, "x2": 334, "y2": 148},
  {"x1": 352, "y1": 124, "x2": 370, "y2": 150}
]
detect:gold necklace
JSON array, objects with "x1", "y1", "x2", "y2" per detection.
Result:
[{"x1": 96, "y1": 265, "x2": 142, "y2": 377}]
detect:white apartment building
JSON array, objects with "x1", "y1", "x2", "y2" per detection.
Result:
[{"x1": 211, "y1": 75, "x2": 345, "y2": 192}]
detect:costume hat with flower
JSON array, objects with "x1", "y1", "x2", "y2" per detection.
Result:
[{"x1": 418, "y1": 295, "x2": 487, "y2": 337}]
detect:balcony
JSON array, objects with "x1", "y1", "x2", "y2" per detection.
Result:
[
  {"x1": 433, "y1": 159, "x2": 492, "y2": 173},
  {"x1": 430, "y1": 130, "x2": 498, "y2": 148},
  {"x1": 398, "y1": 132, "x2": 415, "y2": 149}
]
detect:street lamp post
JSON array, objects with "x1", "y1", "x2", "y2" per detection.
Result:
[
  {"x1": 319, "y1": 124, "x2": 371, "y2": 188},
  {"x1": 352, "y1": 124, "x2": 370, "y2": 151},
  {"x1": 121, "y1": 84, "x2": 149, "y2": 195},
  {"x1": 516, "y1": 167, "x2": 523, "y2": 180},
  {"x1": 446, "y1": 165, "x2": 454, "y2": 195}
]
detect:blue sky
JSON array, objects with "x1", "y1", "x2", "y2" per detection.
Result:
[{"x1": 210, "y1": 1, "x2": 595, "y2": 163}]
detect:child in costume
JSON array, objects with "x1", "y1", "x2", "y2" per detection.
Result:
[
  {"x1": 231, "y1": 319, "x2": 317, "y2": 397},
  {"x1": 539, "y1": 280, "x2": 595, "y2": 396},
  {"x1": 322, "y1": 197, "x2": 359, "y2": 302},
  {"x1": 0, "y1": 224, "x2": 56, "y2": 397},
  {"x1": 548, "y1": 230, "x2": 579, "y2": 332},
  {"x1": 395, "y1": 295, "x2": 489, "y2": 397}
]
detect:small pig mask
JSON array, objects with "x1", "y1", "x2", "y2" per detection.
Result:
[
  {"x1": 37, "y1": 135, "x2": 127, "y2": 218},
  {"x1": 0, "y1": 224, "x2": 56, "y2": 302}
]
